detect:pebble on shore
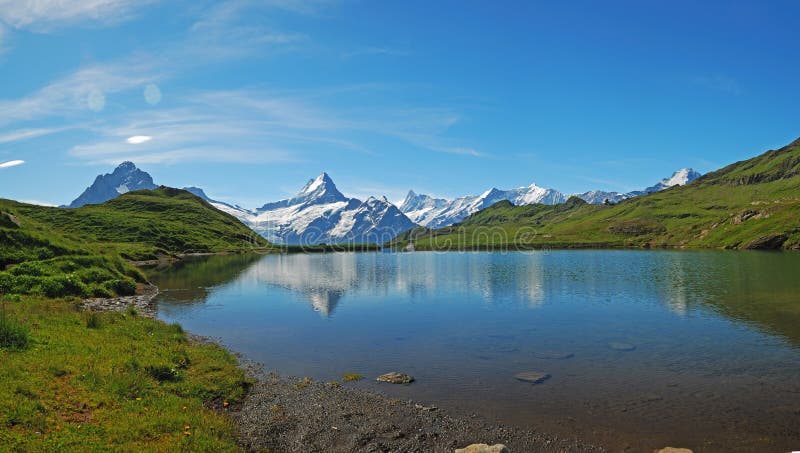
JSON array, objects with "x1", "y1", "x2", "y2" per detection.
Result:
[{"x1": 455, "y1": 444, "x2": 510, "y2": 453}]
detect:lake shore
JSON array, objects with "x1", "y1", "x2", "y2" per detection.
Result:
[
  {"x1": 84, "y1": 286, "x2": 605, "y2": 452},
  {"x1": 234, "y1": 362, "x2": 605, "y2": 453}
]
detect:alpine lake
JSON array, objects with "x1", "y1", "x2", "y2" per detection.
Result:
[{"x1": 146, "y1": 250, "x2": 800, "y2": 452}]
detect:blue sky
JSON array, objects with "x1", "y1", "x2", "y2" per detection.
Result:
[{"x1": 0, "y1": 0, "x2": 799, "y2": 207}]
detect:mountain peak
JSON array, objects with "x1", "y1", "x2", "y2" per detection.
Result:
[
  {"x1": 289, "y1": 172, "x2": 347, "y2": 206},
  {"x1": 67, "y1": 162, "x2": 158, "y2": 208},
  {"x1": 183, "y1": 186, "x2": 210, "y2": 201},
  {"x1": 662, "y1": 168, "x2": 702, "y2": 187},
  {"x1": 298, "y1": 172, "x2": 337, "y2": 195},
  {"x1": 114, "y1": 161, "x2": 138, "y2": 173},
  {"x1": 300, "y1": 172, "x2": 330, "y2": 191}
]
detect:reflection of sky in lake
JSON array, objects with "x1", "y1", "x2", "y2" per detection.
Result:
[{"x1": 150, "y1": 250, "x2": 800, "y2": 453}]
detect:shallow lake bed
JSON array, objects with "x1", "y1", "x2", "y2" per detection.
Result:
[{"x1": 149, "y1": 250, "x2": 800, "y2": 452}]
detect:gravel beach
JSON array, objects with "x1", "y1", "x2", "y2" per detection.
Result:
[{"x1": 235, "y1": 366, "x2": 605, "y2": 453}]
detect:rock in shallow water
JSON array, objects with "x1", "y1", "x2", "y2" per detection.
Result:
[
  {"x1": 376, "y1": 372, "x2": 414, "y2": 384},
  {"x1": 653, "y1": 448, "x2": 693, "y2": 453},
  {"x1": 608, "y1": 342, "x2": 637, "y2": 351},
  {"x1": 513, "y1": 372, "x2": 550, "y2": 384},
  {"x1": 455, "y1": 443, "x2": 510, "y2": 453},
  {"x1": 532, "y1": 350, "x2": 574, "y2": 360}
]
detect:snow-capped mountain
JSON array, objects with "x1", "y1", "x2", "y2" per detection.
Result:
[
  {"x1": 65, "y1": 164, "x2": 416, "y2": 245},
  {"x1": 574, "y1": 190, "x2": 629, "y2": 205},
  {"x1": 401, "y1": 183, "x2": 567, "y2": 228},
  {"x1": 579, "y1": 168, "x2": 703, "y2": 203},
  {"x1": 66, "y1": 162, "x2": 701, "y2": 244},
  {"x1": 401, "y1": 168, "x2": 702, "y2": 228},
  {"x1": 246, "y1": 173, "x2": 417, "y2": 245},
  {"x1": 642, "y1": 168, "x2": 702, "y2": 193},
  {"x1": 67, "y1": 162, "x2": 157, "y2": 208},
  {"x1": 182, "y1": 187, "x2": 254, "y2": 219}
]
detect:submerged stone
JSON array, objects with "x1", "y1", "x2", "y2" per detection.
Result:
[
  {"x1": 532, "y1": 350, "x2": 574, "y2": 360},
  {"x1": 608, "y1": 342, "x2": 637, "y2": 351},
  {"x1": 514, "y1": 371, "x2": 550, "y2": 384},
  {"x1": 376, "y1": 372, "x2": 415, "y2": 384}
]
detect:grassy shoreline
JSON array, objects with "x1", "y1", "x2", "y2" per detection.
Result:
[{"x1": 0, "y1": 295, "x2": 250, "y2": 451}]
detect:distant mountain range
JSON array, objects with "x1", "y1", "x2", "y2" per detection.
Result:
[
  {"x1": 227, "y1": 173, "x2": 417, "y2": 245},
  {"x1": 66, "y1": 162, "x2": 701, "y2": 244},
  {"x1": 390, "y1": 137, "x2": 800, "y2": 251},
  {"x1": 399, "y1": 168, "x2": 702, "y2": 228}
]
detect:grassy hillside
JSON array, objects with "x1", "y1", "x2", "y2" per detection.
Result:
[
  {"x1": 0, "y1": 187, "x2": 273, "y2": 299},
  {"x1": 2, "y1": 187, "x2": 272, "y2": 262},
  {"x1": 391, "y1": 138, "x2": 800, "y2": 251},
  {"x1": 0, "y1": 188, "x2": 262, "y2": 450}
]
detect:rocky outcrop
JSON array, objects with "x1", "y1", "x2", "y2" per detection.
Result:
[
  {"x1": 742, "y1": 234, "x2": 788, "y2": 250},
  {"x1": 81, "y1": 285, "x2": 159, "y2": 318}
]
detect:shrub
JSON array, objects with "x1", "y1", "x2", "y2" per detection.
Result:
[
  {"x1": 86, "y1": 313, "x2": 102, "y2": 329},
  {"x1": 0, "y1": 304, "x2": 30, "y2": 350},
  {"x1": 39, "y1": 275, "x2": 89, "y2": 298},
  {"x1": 145, "y1": 365, "x2": 182, "y2": 383},
  {"x1": 171, "y1": 351, "x2": 191, "y2": 370},
  {"x1": 90, "y1": 286, "x2": 113, "y2": 298},
  {"x1": 103, "y1": 278, "x2": 137, "y2": 296}
]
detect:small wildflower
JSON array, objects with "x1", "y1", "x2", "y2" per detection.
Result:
[
  {"x1": 223, "y1": 401, "x2": 229, "y2": 407},
  {"x1": 184, "y1": 431, "x2": 191, "y2": 436},
  {"x1": 182, "y1": 406, "x2": 187, "y2": 411},
  {"x1": 135, "y1": 397, "x2": 142, "y2": 401}
]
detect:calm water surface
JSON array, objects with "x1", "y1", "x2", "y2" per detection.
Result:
[{"x1": 148, "y1": 251, "x2": 800, "y2": 452}]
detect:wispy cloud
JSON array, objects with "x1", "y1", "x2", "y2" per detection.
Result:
[
  {"x1": 0, "y1": 0, "x2": 482, "y2": 167},
  {"x1": 0, "y1": 159, "x2": 25, "y2": 169},
  {"x1": 185, "y1": 1, "x2": 309, "y2": 61},
  {"x1": 0, "y1": 0, "x2": 314, "y2": 127},
  {"x1": 19, "y1": 199, "x2": 56, "y2": 207},
  {"x1": 691, "y1": 75, "x2": 742, "y2": 95},
  {"x1": 0, "y1": 56, "x2": 162, "y2": 126},
  {"x1": 0, "y1": 0, "x2": 158, "y2": 31},
  {"x1": 258, "y1": 0, "x2": 340, "y2": 15},
  {"x1": 0, "y1": 126, "x2": 72, "y2": 144},
  {"x1": 342, "y1": 46, "x2": 411, "y2": 59},
  {"x1": 62, "y1": 88, "x2": 482, "y2": 166}
]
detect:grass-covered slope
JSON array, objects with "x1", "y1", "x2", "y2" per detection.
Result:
[
  {"x1": 0, "y1": 189, "x2": 260, "y2": 450},
  {"x1": 3, "y1": 187, "x2": 272, "y2": 262},
  {"x1": 0, "y1": 187, "x2": 273, "y2": 299},
  {"x1": 0, "y1": 296, "x2": 250, "y2": 451},
  {"x1": 391, "y1": 138, "x2": 800, "y2": 251}
]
